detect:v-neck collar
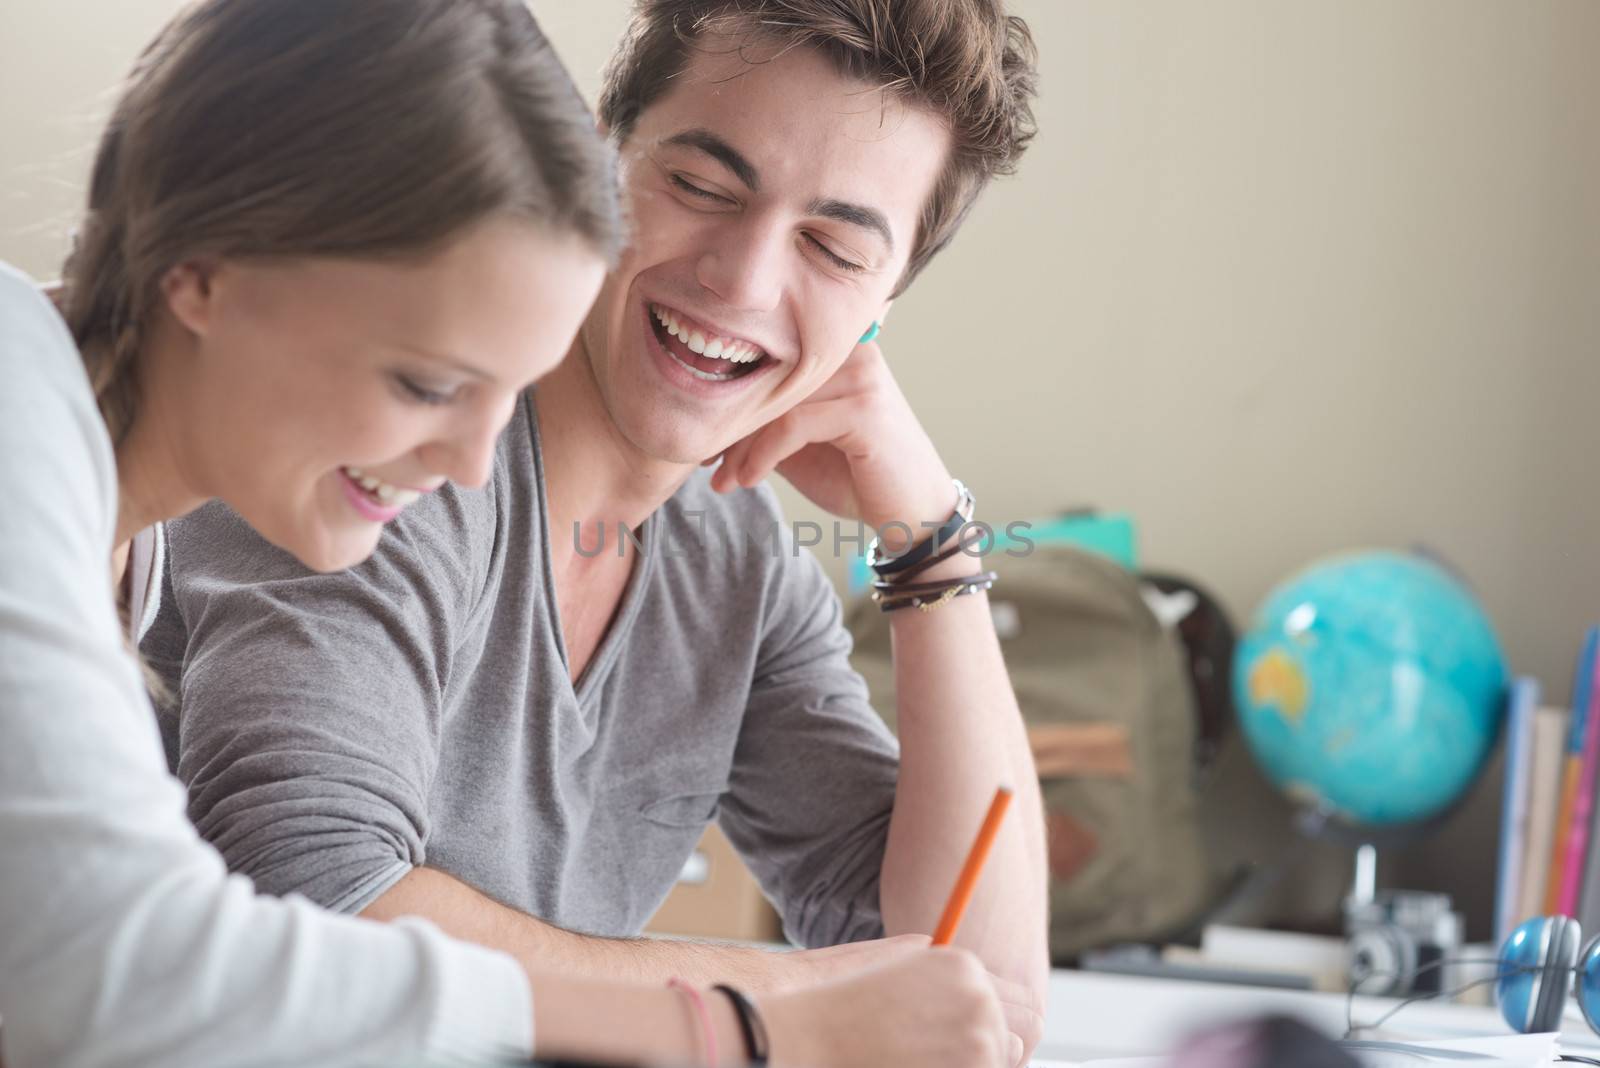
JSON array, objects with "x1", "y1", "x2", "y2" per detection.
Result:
[{"x1": 525, "y1": 391, "x2": 655, "y2": 703}]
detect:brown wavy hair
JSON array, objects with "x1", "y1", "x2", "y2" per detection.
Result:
[
  {"x1": 598, "y1": 0, "x2": 1038, "y2": 296},
  {"x1": 63, "y1": 0, "x2": 624, "y2": 450}
]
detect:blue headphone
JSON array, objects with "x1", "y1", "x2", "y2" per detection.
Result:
[{"x1": 1497, "y1": 915, "x2": 1600, "y2": 1034}]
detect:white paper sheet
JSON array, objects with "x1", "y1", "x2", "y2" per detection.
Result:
[{"x1": 1067, "y1": 1031, "x2": 1560, "y2": 1068}]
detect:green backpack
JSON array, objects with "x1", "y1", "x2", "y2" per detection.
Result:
[{"x1": 845, "y1": 542, "x2": 1217, "y2": 961}]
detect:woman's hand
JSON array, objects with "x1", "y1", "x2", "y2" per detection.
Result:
[{"x1": 760, "y1": 945, "x2": 1017, "y2": 1068}]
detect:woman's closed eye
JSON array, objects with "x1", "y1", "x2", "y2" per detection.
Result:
[{"x1": 392, "y1": 373, "x2": 459, "y2": 406}]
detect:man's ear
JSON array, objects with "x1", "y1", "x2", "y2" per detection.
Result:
[{"x1": 160, "y1": 260, "x2": 218, "y2": 338}]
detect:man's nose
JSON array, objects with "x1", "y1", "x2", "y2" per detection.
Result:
[{"x1": 695, "y1": 216, "x2": 787, "y2": 313}]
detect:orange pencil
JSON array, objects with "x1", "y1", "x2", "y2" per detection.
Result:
[{"x1": 932, "y1": 785, "x2": 1014, "y2": 945}]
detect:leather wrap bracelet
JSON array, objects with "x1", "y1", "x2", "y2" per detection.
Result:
[
  {"x1": 874, "y1": 574, "x2": 997, "y2": 613},
  {"x1": 867, "y1": 478, "x2": 996, "y2": 614}
]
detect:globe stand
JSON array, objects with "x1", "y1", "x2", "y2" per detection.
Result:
[
  {"x1": 1351, "y1": 841, "x2": 1379, "y2": 911},
  {"x1": 1292, "y1": 806, "x2": 1468, "y2": 1000}
]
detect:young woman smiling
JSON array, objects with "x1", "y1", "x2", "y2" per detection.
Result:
[{"x1": 0, "y1": 1, "x2": 1013, "y2": 1066}]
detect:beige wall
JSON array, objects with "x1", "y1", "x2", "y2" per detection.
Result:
[{"x1": 5, "y1": 1, "x2": 1597, "y2": 937}]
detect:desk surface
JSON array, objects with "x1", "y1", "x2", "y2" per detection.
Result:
[{"x1": 1037, "y1": 968, "x2": 1600, "y2": 1063}]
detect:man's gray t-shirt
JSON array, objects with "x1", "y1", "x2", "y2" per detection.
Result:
[{"x1": 146, "y1": 392, "x2": 899, "y2": 945}]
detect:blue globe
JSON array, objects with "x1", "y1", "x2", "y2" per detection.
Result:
[{"x1": 1234, "y1": 551, "x2": 1509, "y2": 826}]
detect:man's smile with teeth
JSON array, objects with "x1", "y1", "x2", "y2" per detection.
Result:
[{"x1": 649, "y1": 302, "x2": 770, "y2": 382}]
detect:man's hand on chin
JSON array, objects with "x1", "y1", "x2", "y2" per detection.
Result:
[{"x1": 708, "y1": 336, "x2": 957, "y2": 546}]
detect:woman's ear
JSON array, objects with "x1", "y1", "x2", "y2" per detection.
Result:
[
  {"x1": 880, "y1": 299, "x2": 894, "y2": 323},
  {"x1": 160, "y1": 260, "x2": 218, "y2": 338}
]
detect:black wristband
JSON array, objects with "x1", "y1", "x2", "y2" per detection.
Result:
[
  {"x1": 886, "y1": 531, "x2": 979, "y2": 585},
  {"x1": 866, "y1": 479, "x2": 974, "y2": 577},
  {"x1": 712, "y1": 984, "x2": 769, "y2": 1065}
]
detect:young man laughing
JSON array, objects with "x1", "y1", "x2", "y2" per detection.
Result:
[{"x1": 150, "y1": 1, "x2": 1048, "y2": 1060}]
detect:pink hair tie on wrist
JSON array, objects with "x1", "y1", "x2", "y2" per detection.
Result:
[{"x1": 668, "y1": 977, "x2": 719, "y2": 1068}]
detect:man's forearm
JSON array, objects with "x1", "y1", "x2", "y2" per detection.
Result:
[
  {"x1": 878, "y1": 553, "x2": 1051, "y2": 998},
  {"x1": 363, "y1": 866, "x2": 797, "y2": 990}
]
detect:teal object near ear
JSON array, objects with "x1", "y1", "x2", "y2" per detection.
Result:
[{"x1": 859, "y1": 321, "x2": 881, "y2": 344}]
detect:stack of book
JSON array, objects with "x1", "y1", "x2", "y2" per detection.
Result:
[{"x1": 1494, "y1": 627, "x2": 1600, "y2": 945}]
